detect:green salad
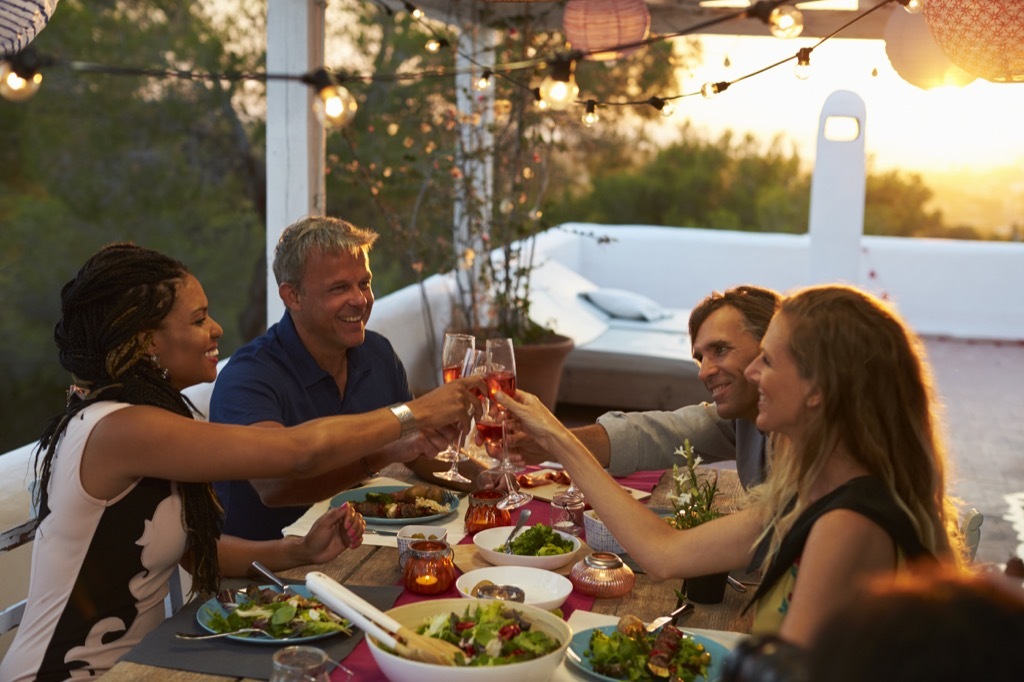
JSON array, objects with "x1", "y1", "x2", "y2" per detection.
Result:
[
  {"x1": 498, "y1": 523, "x2": 576, "y2": 556},
  {"x1": 587, "y1": 622, "x2": 712, "y2": 682},
  {"x1": 206, "y1": 586, "x2": 351, "y2": 639},
  {"x1": 414, "y1": 600, "x2": 562, "y2": 666}
]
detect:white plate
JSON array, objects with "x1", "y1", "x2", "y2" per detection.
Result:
[
  {"x1": 473, "y1": 525, "x2": 581, "y2": 570},
  {"x1": 455, "y1": 566, "x2": 573, "y2": 611}
]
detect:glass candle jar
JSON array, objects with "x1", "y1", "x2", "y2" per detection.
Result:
[
  {"x1": 464, "y1": 489, "x2": 512, "y2": 534},
  {"x1": 569, "y1": 551, "x2": 636, "y2": 599},
  {"x1": 402, "y1": 540, "x2": 455, "y2": 595}
]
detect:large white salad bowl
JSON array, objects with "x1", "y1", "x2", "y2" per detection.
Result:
[{"x1": 365, "y1": 598, "x2": 571, "y2": 682}]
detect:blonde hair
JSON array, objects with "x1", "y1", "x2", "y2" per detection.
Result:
[{"x1": 752, "y1": 285, "x2": 964, "y2": 566}]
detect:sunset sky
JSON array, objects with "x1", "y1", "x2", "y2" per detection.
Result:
[{"x1": 671, "y1": 34, "x2": 1024, "y2": 175}]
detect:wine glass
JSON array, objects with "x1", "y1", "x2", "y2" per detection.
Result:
[
  {"x1": 484, "y1": 338, "x2": 532, "y2": 509},
  {"x1": 433, "y1": 333, "x2": 475, "y2": 484}
]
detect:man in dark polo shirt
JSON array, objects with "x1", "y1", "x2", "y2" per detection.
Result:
[{"x1": 210, "y1": 216, "x2": 454, "y2": 540}]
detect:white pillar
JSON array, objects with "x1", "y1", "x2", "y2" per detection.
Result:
[
  {"x1": 265, "y1": 0, "x2": 325, "y2": 326},
  {"x1": 808, "y1": 90, "x2": 867, "y2": 284},
  {"x1": 453, "y1": 28, "x2": 496, "y2": 329}
]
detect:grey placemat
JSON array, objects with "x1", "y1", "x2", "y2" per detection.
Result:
[{"x1": 120, "y1": 581, "x2": 402, "y2": 680}]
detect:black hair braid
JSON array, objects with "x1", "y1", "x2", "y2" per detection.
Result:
[{"x1": 34, "y1": 243, "x2": 224, "y2": 596}]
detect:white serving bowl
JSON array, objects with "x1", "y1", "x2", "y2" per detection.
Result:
[
  {"x1": 366, "y1": 598, "x2": 571, "y2": 682},
  {"x1": 455, "y1": 566, "x2": 573, "y2": 611},
  {"x1": 473, "y1": 525, "x2": 581, "y2": 570}
]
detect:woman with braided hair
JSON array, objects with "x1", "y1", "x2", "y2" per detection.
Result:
[{"x1": 1, "y1": 243, "x2": 484, "y2": 681}]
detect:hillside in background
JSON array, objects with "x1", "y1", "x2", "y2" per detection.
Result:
[{"x1": 916, "y1": 164, "x2": 1024, "y2": 240}]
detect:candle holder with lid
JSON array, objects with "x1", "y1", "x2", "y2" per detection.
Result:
[{"x1": 569, "y1": 551, "x2": 636, "y2": 599}]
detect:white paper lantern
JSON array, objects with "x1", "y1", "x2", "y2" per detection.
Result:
[
  {"x1": 924, "y1": 0, "x2": 1024, "y2": 83},
  {"x1": 884, "y1": 7, "x2": 975, "y2": 90},
  {"x1": 563, "y1": 0, "x2": 651, "y2": 61}
]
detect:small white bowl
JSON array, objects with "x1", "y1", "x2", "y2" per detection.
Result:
[
  {"x1": 473, "y1": 525, "x2": 581, "y2": 570},
  {"x1": 456, "y1": 566, "x2": 573, "y2": 611},
  {"x1": 397, "y1": 525, "x2": 448, "y2": 568},
  {"x1": 366, "y1": 598, "x2": 571, "y2": 682}
]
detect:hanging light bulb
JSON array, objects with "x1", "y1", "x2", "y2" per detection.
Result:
[
  {"x1": 531, "y1": 87, "x2": 549, "y2": 110},
  {"x1": 794, "y1": 47, "x2": 812, "y2": 80},
  {"x1": 403, "y1": 1, "x2": 425, "y2": 19},
  {"x1": 538, "y1": 56, "x2": 579, "y2": 111},
  {"x1": 647, "y1": 95, "x2": 674, "y2": 117},
  {"x1": 768, "y1": 6, "x2": 804, "y2": 39},
  {"x1": 475, "y1": 69, "x2": 492, "y2": 91},
  {"x1": 0, "y1": 60, "x2": 42, "y2": 102},
  {"x1": 700, "y1": 81, "x2": 729, "y2": 99},
  {"x1": 660, "y1": 100, "x2": 676, "y2": 117},
  {"x1": 425, "y1": 38, "x2": 448, "y2": 53},
  {"x1": 898, "y1": 0, "x2": 923, "y2": 14},
  {"x1": 747, "y1": 1, "x2": 804, "y2": 39},
  {"x1": 581, "y1": 100, "x2": 600, "y2": 127},
  {"x1": 306, "y1": 69, "x2": 358, "y2": 129}
]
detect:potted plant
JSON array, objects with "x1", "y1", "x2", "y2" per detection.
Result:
[{"x1": 667, "y1": 440, "x2": 729, "y2": 603}]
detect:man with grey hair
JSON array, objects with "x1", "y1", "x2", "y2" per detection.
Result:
[{"x1": 211, "y1": 216, "x2": 460, "y2": 540}]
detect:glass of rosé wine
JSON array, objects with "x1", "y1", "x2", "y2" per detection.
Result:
[
  {"x1": 482, "y1": 338, "x2": 531, "y2": 509},
  {"x1": 433, "y1": 333, "x2": 475, "y2": 484}
]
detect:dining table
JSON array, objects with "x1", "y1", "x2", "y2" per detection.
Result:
[{"x1": 104, "y1": 462, "x2": 754, "y2": 681}]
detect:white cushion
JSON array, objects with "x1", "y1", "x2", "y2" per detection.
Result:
[{"x1": 581, "y1": 289, "x2": 671, "y2": 321}]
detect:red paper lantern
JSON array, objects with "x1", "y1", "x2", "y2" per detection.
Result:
[
  {"x1": 923, "y1": 0, "x2": 1024, "y2": 83},
  {"x1": 563, "y1": 0, "x2": 651, "y2": 61}
]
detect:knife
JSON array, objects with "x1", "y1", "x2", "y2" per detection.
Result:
[{"x1": 365, "y1": 528, "x2": 399, "y2": 536}]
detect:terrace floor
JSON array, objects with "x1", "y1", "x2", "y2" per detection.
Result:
[{"x1": 555, "y1": 336, "x2": 1024, "y2": 567}]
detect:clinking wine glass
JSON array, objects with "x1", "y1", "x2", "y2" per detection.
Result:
[
  {"x1": 483, "y1": 338, "x2": 531, "y2": 509},
  {"x1": 433, "y1": 333, "x2": 475, "y2": 484}
]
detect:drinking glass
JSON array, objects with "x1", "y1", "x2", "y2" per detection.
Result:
[
  {"x1": 433, "y1": 333, "x2": 475, "y2": 484},
  {"x1": 484, "y1": 338, "x2": 517, "y2": 405}
]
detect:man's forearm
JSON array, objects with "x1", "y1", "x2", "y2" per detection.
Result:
[{"x1": 570, "y1": 424, "x2": 613, "y2": 468}]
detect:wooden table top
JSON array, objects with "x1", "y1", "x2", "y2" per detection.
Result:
[{"x1": 104, "y1": 464, "x2": 753, "y2": 681}]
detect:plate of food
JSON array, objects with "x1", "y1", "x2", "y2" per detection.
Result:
[
  {"x1": 565, "y1": 619, "x2": 728, "y2": 682},
  {"x1": 330, "y1": 484, "x2": 459, "y2": 525},
  {"x1": 197, "y1": 584, "x2": 351, "y2": 644},
  {"x1": 472, "y1": 523, "x2": 581, "y2": 570}
]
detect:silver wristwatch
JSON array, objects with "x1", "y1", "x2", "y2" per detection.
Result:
[{"x1": 388, "y1": 403, "x2": 417, "y2": 438}]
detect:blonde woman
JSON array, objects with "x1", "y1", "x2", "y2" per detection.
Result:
[{"x1": 497, "y1": 284, "x2": 963, "y2": 646}]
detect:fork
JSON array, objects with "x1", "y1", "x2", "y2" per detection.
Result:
[{"x1": 175, "y1": 628, "x2": 293, "y2": 640}]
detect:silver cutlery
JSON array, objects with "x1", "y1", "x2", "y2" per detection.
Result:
[
  {"x1": 726, "y1": 575, "x2": 748, "y2": 593},
  {"x1": 175, "y1": 628, "x2": 292, "y2": 641},
  {"x1": 646, "y1": 601, "x2": 695, "y2": 632},
  {"x1": 252, "y1": 560, "x2": 300, "y2": 596},
  {"x1": 503, "y1": 508, "x2": 532, "y2": 554},
  {"x1": 364, "y1": 528, "x2": 399, "y2": 536}
]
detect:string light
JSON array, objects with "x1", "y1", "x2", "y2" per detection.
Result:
[
  {"x1": 538, "y1": 55, "x2": 580, "y2": 111},
  {"x1": 0, "y1": 48, "x2": 46, "y2": 102},
  {"x1": 794, "y1": 47, "x2": 813, "y2": 80},
  {"x1": 305, "y1": 68, "x2": 359, "y2": 129},
  {"x1": 646, "y1": 95, "x2": 675, "y2": 117},
  {"x1": 403, "y1": 1, "x2": 425, "y2": 19},
  {"x1": 700, "y1": 81, "x2": 729, "y2": 99},
  {"x1": 898, "y1": 0, "x2": 924, "y2": 14},
  {"x1": 747, "y1": 1, "x2": 804, "y2": 39},
  {"x1": 425, "y1": 38, "x2": 448, "y2": 53},
  {"x1": 0, "y1": 0, "x2": 893, "y2": 125},
  {"x1": 474, "y1": 69, "x2": 492, "y2": 91},
  {"x1": 581, "y1": 99, "x2": 600, "y2": 127}
]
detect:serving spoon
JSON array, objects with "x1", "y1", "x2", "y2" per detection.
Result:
[{"x1": 503, "y1": 508, "x2": 532, "y2": 554}]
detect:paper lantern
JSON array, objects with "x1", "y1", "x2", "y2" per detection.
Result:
[
  {"x1": 884, "y1": 7, "x2": 975, "y2": 90},
  {"x1": 0, "y1": 0, "x2": 60, "y2": 57},
  {"x1": 563, "y1": 0, "x2": 651, "y2": 61},
  {"x1": 923, "y1": 0, "x2": 1024, "y2": 83}
]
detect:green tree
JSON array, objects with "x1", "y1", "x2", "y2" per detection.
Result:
[{"x1": 0, "y1": 2, "x2": 265, "y2": 452}]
